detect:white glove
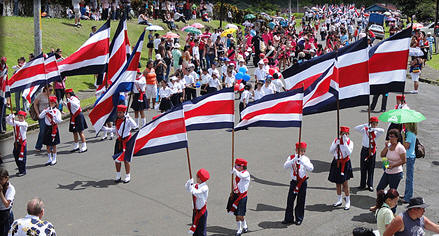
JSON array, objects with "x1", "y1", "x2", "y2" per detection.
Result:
[
  {"x1": 8, "y1": 114, "x2": 14, "y2": 119},
  {"x1": 342, "y1": 134, "x2": 348, "y2": 143},
  {"x1": 230, "y1": 168, "x2": 235, "y2": 175}
]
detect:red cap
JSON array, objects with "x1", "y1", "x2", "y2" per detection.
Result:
[
  {"x1": 197, "y1": 168, "x2": 210, "y2": 182},
  {"x1": 65, "y1": 88, "x2": 73, "y2": 93},
  {"x1": 1, "y1": 57, "x2": 6, "y2": 63},
  {"x1": 370, "y1": 116, "x2": 379, "y2": 123},
  {"x1": 49, "y1": 96, "x2": 57, "y2": 103},
  {"x1": 295, "y1": 142, "x2": 307, "y2": 149},
  {"x1": 259, "y1": 53, "x2": 265, "y2": 58},
  {"x1": 17, "y1": 111, "x2": 27, "y2": 117},
  {"x1": 340, "y1": 126, "x2": 350, "y2": 133},
  {"x1": 396, "y1": 95, "x2": 405, "y2": 101},
  {"x1": 137, "y1": 68, "x2": 141, "y2": 73},
  {"x1": 235, "y1": 158, "x2": 248, "y2": 167},
  {"x1": 263, "y1": 58, "x2": 269, "y2": 63},
  {"x1": 116, "y1": 105, "x2": 127, "y2": 112}
]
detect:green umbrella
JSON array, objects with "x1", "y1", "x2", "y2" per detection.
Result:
[
  {"x1": 183, "y1": 26, "x2": 201, "y2": 35},
  {"x1": 244, "y1": 14, "x2": 256, "y2": 20},
  {"x1": 378, "y1": 109, "x2": 426, "y2": 124}
]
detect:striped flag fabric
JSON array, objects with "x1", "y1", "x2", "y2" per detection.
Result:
[
  {"x1": 22, "y1": 85, "x2": 42, "y2": 104},
  {"x1": 119, "y1": 105, "x2": 188, "y2": 161},
  {"x1": 303, "y1": 63, "x2": 338, "y2": 115},
  {"x1": 44, "y1": 53, "x2": 62, "y2": 82},
  {"x1": 0, "y1": 62, "x2": 8, "y2": 104},
  {"x1": 8, "y1": 54, "x2": 48, "y2": 93},
  {"x1": 336, "y1": 37, "x2": 370, "y2": 109},
  {"x1": 183, "y1": 87, "x2": 234, "y2": 131},
  {"x1": 58, "y1": 20, "x2": 110, "y2": 76},
  {"x1": 283, "y1": 51, "x2": 337, "y2": 90},
  {"x1": 89, "y1": 30, "x2": 145, "y2": 133},
  {"x1": 369, "y1": 27, "x2": 411, "y2": 94},
  {"x1": 235, "y1": 88, "x2": 303, "y2": 131}
]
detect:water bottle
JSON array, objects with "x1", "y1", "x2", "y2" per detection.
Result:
[{"x1": 382, "y1": 157, "x2": 389, "y2": 170}]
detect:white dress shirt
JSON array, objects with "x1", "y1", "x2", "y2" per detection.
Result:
[
  {"x1": 185, "y1": 180, "x2": 209, "y2": 210},
  {"x1": 284, "y1": 154, "x2": 314, "y2": 180},
  {"x1": 254, "y1": 89, "x2": 265, "y2": 101},
  {"x1": 39, "y1": 108, "x2": 62, "y2": 126},
  {"x1": 233, "y1": 169, "x2": 250, "y2": 193},
  {"x1": 200, "y1": 73, "x2": 211, "y2": 85},
  {"x1": 240, "y1": 90, "x2": 251, "y2": 104},
  {"x1": 261, "y1": 83, "x2": 275, "y2": 95},
  {"x1": 272, "y1": 79, "x2": 285, "y2": 92},
  {"x1": 0, "y1": 183, "x2": 14, "y2": 210},
  {"x1": 6, "y1": 115, "x2": 28, "y2": 141},
  {"x1": 159, "y1": 86, "x2": 172, "y2": 99},
  {"x1": 133, "y1": 75, "x2": 146, "y2": 93},
  {"x1": 254, "y1": 68, "x2": 266, "y2": 81},
  {"x1": 354, "y1": 123, "x2": 385, "y2": 148},
  {"x1": 184, "y1": 74, "x2": 195, "y2": 86},
  {"x1": 208, "y1": 77, "x2": 221, "y2": 89},
  {"x1": 224, "y1": 75, "x2": 235, "y2": 88},
  {"x1": 329, "y1": 135, "x2": 354, "y2": 160},
  {"x1": 107, "y1": 115, "x2": 137, "y2": 139},
  {"x1": 66, "y1": 96, "x2": 81, "y2": 114}
]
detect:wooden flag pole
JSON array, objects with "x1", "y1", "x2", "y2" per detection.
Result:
[
  {"x1": 368, "y1": 102, "x2": 371, "y2": 160},
  {"x1": 185, "y1": 146, "x2": 193, "y2": 179},
  {"x1": 231, "y1": 128, "x2": 235, "y2": 192},
  {"x1": 336, "y1": 96, "x2": 341, "y2": 159}
]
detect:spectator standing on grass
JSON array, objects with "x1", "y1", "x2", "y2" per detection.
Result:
[
  {"x1": 72, "y1": 0, "x2": 81, "y2": 27},
  {"x1": 8, "y1": 198, "x2": 56, "y2": 236},
  {"x1": 101, "y1": 0, "x2": 110, "y2": 20}
]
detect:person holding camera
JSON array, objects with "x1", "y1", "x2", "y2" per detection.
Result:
[{"x1": 0, "y1": 168, "x2": 15, "y2": 235}]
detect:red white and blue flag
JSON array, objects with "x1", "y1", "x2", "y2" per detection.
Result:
[
  {"x1": 369, "y1": 27, "x2": 411, "y2": 94},
  {"x1": 7, "y1": 54, "x2": 50, "y2": 93},
  {"x1": 183, "y1": 87, "x2": 234, "y2": 131},
  {"x1": 0, "y1": 63, "x2": 8, "y2": 105},
  {"x1": 235, "y1": 88, "x2": 303, "y2": 131},
  {"x1": 119, "y1": 105, "x2": 188, "y2": 161},
  {"x1": 58, "y1": 20, "x2": 110, "y2": 76},
  {"x1": 22, "y1": 85, "x2": 42, "y2": 104},
  {"x1": 283, "y1": 51, "x2": 337, "y2": 91},
  {"x1": 89, "y1": 30, "x2": 145, "y2": 133},
  {"x1": 44, "y1": 53, "x2": 62, "y2": 82}
]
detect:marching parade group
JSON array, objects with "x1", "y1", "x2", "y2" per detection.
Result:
[{"x1": 1, "y1": 2, "x2": 439, "y2": 235}]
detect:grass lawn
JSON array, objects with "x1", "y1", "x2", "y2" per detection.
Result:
[{"x1": 426, "y1": 53, "x2": 439, "y2": 72}]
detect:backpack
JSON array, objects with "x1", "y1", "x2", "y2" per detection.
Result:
[
  {"x1": 415, "y1": 138, "x2": 425, "y2": 158},
  {"x1": 29, "y1": 102, "x2": 39, "y2": 121}
]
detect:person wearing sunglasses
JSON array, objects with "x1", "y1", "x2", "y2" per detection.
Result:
[
  {"x1": 33, "y1": 85, "x2": 54, "y2": 151},
  {"x1": 376, "y1": 129, "x2": 406, "y2": 213}
]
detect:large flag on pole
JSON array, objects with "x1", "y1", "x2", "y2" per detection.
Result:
[
  {"x1": 7, "y1": 54, "x2": 50, "y2": 93},
  {"x1": 44, "y1": 53, "x2": 62, "y2": 83},
  {"x1": 58, "y1": 20, "x2": 110, "y2": 76},
  {"x1": 183, "y1": 87, "x2": 234, "y2": 131},
  {"x1": 0, "y1": 62, "x2": 8, "y2": 105},
  {"x1": 118, "y1": 105, "x2": 188, "y2": 162},
  {"x1": 283, "y1": 51, "x2": 337, "y2": 90},
  {"x1": 235, "y1": 88, "x2": 303, "y2": 131},
  {"x1": 369, "y1": 27, "x2": 411, "y2": 94},
  {"x1": 89, "y1": 30, "x2": 145, "y2": 133}
]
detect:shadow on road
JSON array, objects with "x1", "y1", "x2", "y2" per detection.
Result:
[
  {"x1": 57, "y1": 179, "x2": 117, "y2": 190},
  {"x1": 27, "y1": 163, "x2": 48, "y2": 170},
  {"x1": 350, "y1": 195, "x2": 376, "y2": 210},
  {"x1": 250, "y1": 203, "x2": 284, "y2": 212},
  {"x1": 305, "y1": 203, "x2": 335, "y2": 212},
  {"x1": 307, "y1": 186, "x2": 336, "y2": 191},
  {"x1": 250, "y1": 174, "x2": 289, "y2": 187},
  {"x1": 206, "y1": 225, "x2": 236, "y2": 235},
  {"x1": 258, "y1": 220, "x2": 288, "y2": 229},
  {"x1": 351, "y1": 212, "x2": 376, "y2": 223},
  {"x1": 432, "y1": 161, "x2": 439, "y2": 166},
  {"x1": 310, "y1": 160, "x2": 331, "y2": 173}
]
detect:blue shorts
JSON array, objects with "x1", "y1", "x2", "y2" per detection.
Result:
[{"x1": 234, "y1": 196, "x2": 247, "y2": 216}]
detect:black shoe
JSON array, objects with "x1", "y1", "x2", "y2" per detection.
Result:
[
  {"x1": 70, "y1": 148, "x2": 79, "y2": 152},
  {"x1": 358, "y1": 186, "x2": 366, "y2": 190},
  {"x1": 367, "y1": 186, "x2": 374, "y2": 192},
  {"x1": 45, "y1": 161, "x2": 51, "y2": 166},
  {"x1": 114, "y1": 178, "x2": 122, "y2": 183},
  {"x1": 242, "y1": 227, "x2": 248, "y2": 233},
  {"x1": 235, "y1": 232, "x2": 241, "y2": 236},
  {"x1": 281, "y1": 220, "x2": 294, "y2": 225},
  {"x1": 123, "y1": 179, "x2": 130, "y2": 184},
  {"x1": 16, "y1": 172, "x2": 26, "y2": 177},
  {"x1": 333, "y1": 202, "x2": 342, "y2": 207},
  {"x1": 295, "y1": 220, "x2": 302, "y2": 225}
]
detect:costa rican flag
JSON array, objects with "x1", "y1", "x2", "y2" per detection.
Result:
[
  {"x1": 22, "y1": 85, "x2": 42, "y2": 104},
  {"x1": 119, "y1": 105, "x2": 188, "y2": 162},
  {"x1": 0, "y1": 64, "x2": 8, "y2": 104},
  {"x1": 336, "y1": 37, "x2": 370, "y2": 109},
  {"x1": 369, "y1": 27, "x2": 411, "y2": 94},
  {"x1": 58, "y1": 20, "x2": 110, "y2": 76},
  {"x1": 283, "y1": 51, "x2": 336, "y2": 91},
  {"x1": 8, "y1": 54, "x2": 49, "y2": 93},
  {"x1": 89, "y1": 30, "x2": 145, "y2": 133},
  {"x1": 303, "y1": 63, "x2": 338, "y2": 115},
  {"x1": 183, "y1": 87, "x2": 234, "y2": 131},
  {"x1": 44, "y1": 53, "x2": 62, "y2": 82},
  {"x1": 235, "y1": 88, "x2": 303, "y2": 131}
]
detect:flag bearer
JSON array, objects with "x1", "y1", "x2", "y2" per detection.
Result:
[
  {"x1": 282, "y1": 142, "x2": 314, "y2": 225},
  {"x1": 228, "y1": 158, "x2": 250, "y2": 236},
  {"x1": 6, "y1": 111, "x2": 28, "y2": 176},
  {"x1": 328, "y1": 126, "x2": 354, "y2": 210},
  {"x1": 354, "y1": 117, "x2": 384, "y2": 191},
  {"x1": 131, "y1": 69, "x2": 148, "y2": 127},
  {"x1": 185, "y1": 168, "x2": 209, "y2": 236},
  {"x1": 65, "y1": 88, "x2": 88, "y2": 153},
  {"x1": 39, "y1": 96, "x2": 62, "y2": 166}
]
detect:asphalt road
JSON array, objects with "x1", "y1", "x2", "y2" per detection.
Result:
[{"x1": 1, "y1": 66, "x2": 438, "y2": 235}]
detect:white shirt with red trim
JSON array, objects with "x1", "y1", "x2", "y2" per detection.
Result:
[
  {"x1": 38, "y1": 108, "x2": 62, "y2": 126},
  {"x1": 284, "y1": 154, "x2": 314, "y2": 180},
  {"x1": 233, "y1": 169, "x2": 250, "y2": 193},
  {"x1": 329, "y1": 135, "x2": 354, "y2": 159},
  {"x1": 133, "y1": 74, "x2": 146, "y2": 93},
  {"x1": 66, "y1": 96, "x2": 81, "y2": 114},
  {"x1": 185, "y1": 180, "x2": 209, "y2": 210},
  {"x1": 354, "y1": 123, "x2": 385, "y2": 148},
  {"x1": 6, "y1": 115, "x2": 28, "y2": 141}
]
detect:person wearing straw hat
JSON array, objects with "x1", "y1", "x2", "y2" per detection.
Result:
[
  {"x1": 282, "y1": 142, "x2": 314, "y2": 226},
  {"x1": 228, "y1": 158, "x2": 250, "y2": 236},
  {"x1": 39, "y1": 96, "x2": 62, "y2": 166},
  {"x1": 64, "y1": 88, "x2": 88, "y2": 153},
  {"x1": 354, "y1": 117, "x2": 384, "y2": 192},
  {"x1": 329, "y1": 126, "x2": 354, "y2": 210},
  {"x1": 185, "y1": 168, "x2": 209, "y2": 236},
  {"x1": 6, "y1": 111, "x2": 28, "y2": 176},
  {"x1": 383, "y1": 197, "x2": 439, "y2": 236}
]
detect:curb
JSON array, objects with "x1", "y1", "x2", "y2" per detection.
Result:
[
  {"x1": 0, "y1": 104, "x2": 94, "y2": 141},
  {"x1": 419, "y1": 77, "x2": 439, "y2": 86}
]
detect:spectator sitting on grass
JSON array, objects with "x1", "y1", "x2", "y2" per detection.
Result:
[{"x1": 138, "y1": 10, "x2": 151, "y2": 25}]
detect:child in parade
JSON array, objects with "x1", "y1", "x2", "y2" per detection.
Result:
[
  {"x1": 228, "y1": 158, "x2": 250, "y2": 236},
  {"x1": 185, "y1": 168, "x2": 209, "y2": 236},
  {"x1": 158, "y1": 80, "x2": 172, "y2": 113},
  {"x1": 282, "y1": 142, "x2": 314, "y2": 225},
  {"x1": 200, "y1": 68, "x2": 210, "y2": 96},
  {"x1": 329, "y1": 126, "x2": 354, "y2": 210},
  {"x1": 6, "y1": 111, "x2": 28, "y2": 176},
  {"x1": 184, "y1": 65, "x2": 197, "y2": 101},
  {"x1": 239, "y1": 85, "x2": 252, "y2": 121},
  {"x1": 224, "y1": 63, "x2": 236, "y2": 88},
  {"x1": 207, "y1": 71, "x2": 222, "y2": 94},
  {"x1": 253, "y1": 81, "x2": 265, "y2": 101},
  {"x1": 131, "y1": 69, "x2": 148, "y2": 128},
  {"x1": 39, "y1": 96, "x2": 62, "y2": 166},
  {"x1": 64, "y1": 88, "x2": 88, "y2": 153},
  {"x1": 354, "y1": 117, "x2": 384, "y2": 191}
]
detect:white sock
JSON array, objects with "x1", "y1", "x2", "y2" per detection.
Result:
[
  {"x1": 335, "y1": 195, "x2": 342, "y2": 204},
  {"x1": 102, "y1": 130, "x2": 107, "y2": 138},
  {"x1": 125, "y1": 173, "x2": 131, "y2": 181},
  {"x1": 116, "y1": 172, "x2": 121, "y2": 180},
  {"x1": 242, "y1": 220, "x2": 247, "y2": 229},
  {"x1": 142, "y1": 118, "x2": 146, "y2": 127},
  {"x1": 48, "y1": 153, "x2": 52, "y2": 162},
  {"x1": 136, "y1": 118, "x2": 140, "y2": 127},
  {"x1": 52, "y1": 153, "x2": 57, "y2": 163},
  {"x1": 345, "y1": 195, "x2": 351, "y2": 208},
  {"x1": 80, "y1": 142, "x2": 87, "y2": 150},
  {"x1": 236, "y1": 221, "x2": 242, "y2": 233},
  {"x1": 73, "y1": 142, "x2": 79, "y2": 149}
]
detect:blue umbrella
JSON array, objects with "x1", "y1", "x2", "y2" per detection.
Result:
[{"x1": 268, "y1": 22, "x2": 276, "y2": 29}]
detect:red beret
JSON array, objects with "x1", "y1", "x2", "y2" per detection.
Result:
[
  {"x1": 370, "y1": 116, "x2": 379, "y2": 123},
  {"x1": 17, "y1": 111, "x2": 27, "y2": 117},
  {"x1": 197, "y1": 168, "x2": 210, "y2": 182},
  {"x1": 65, "y1": 88, "x2": 73, "y2": 93},
  {"x1": 396, "y1": 95, "x2": 405, "y2": 101},
  {"x1": 49, "y1": 96, "x2": 57, "y2": 103},
  {"x1": 235, "y1": 158, "x2": 248, "y2": 167},
  {"x1": 116, "y1": 105, "x2": 127, "y2": 112},
  {"x1": 263, "y1": 58, "x2": 269, "y2": 63},
  {"x1": 259, "y1": 53, "x2": 265, "y2": 58},
  {"x1": 340, "y1": 126, "x2": 350, "y2": 133},
  {"x1": 295, "y1": 142, "x2": 307, "y2": 149}
]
